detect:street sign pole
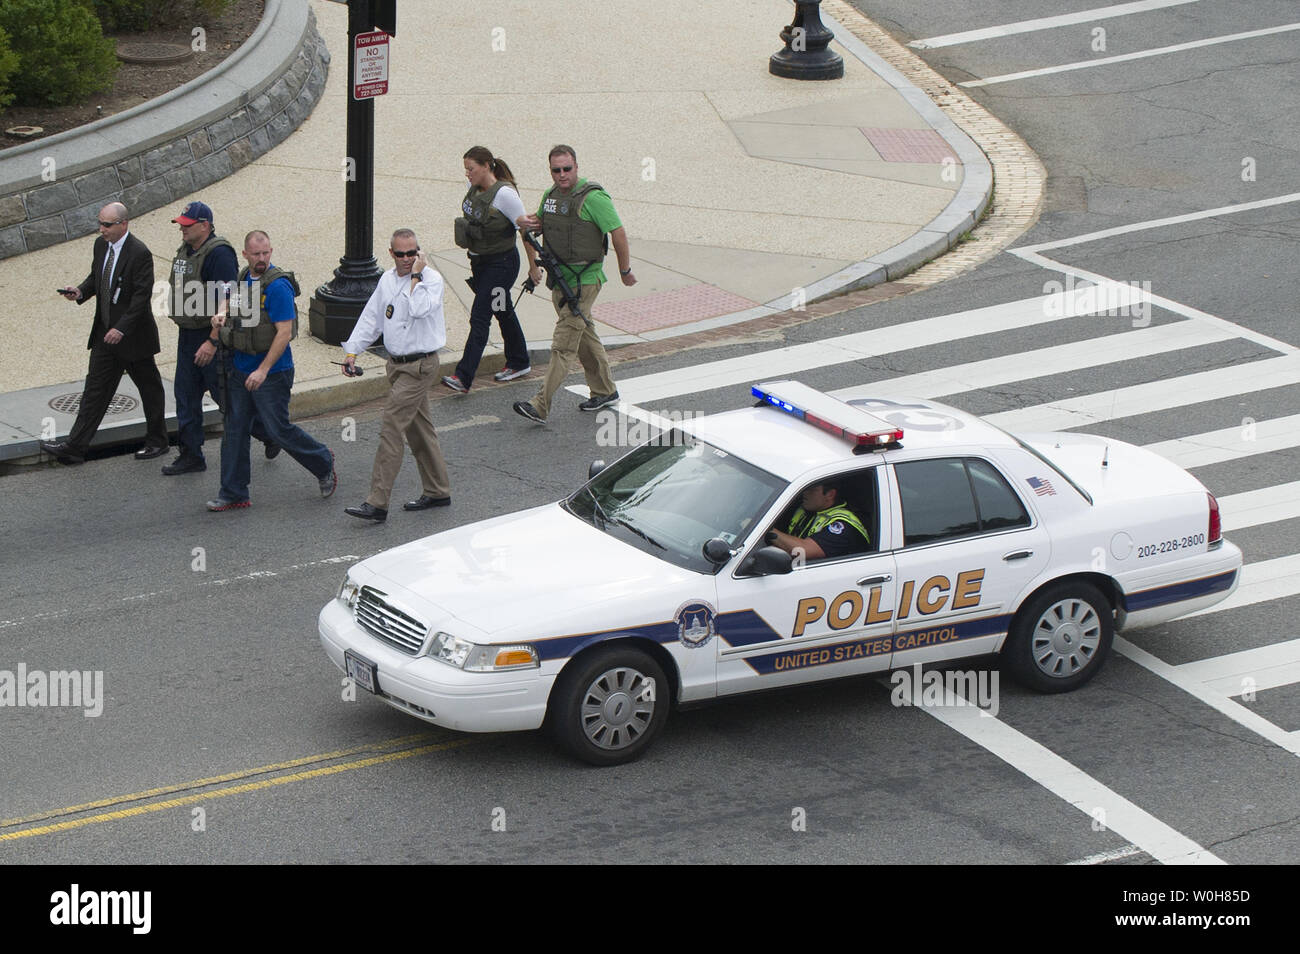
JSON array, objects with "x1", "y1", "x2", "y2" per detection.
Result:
[{"x1": 308, "y1": 0, "x2": 394, "y2": 345}]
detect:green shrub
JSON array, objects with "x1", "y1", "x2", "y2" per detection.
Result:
[
  {"x1": 92, "y1": 0, "x2": 234, "y2": 33},
  {"x1": 0, "y1": 0, "x2": 118, "y2": 107},
  {"x1": 0, "y1": 26, "x2": 19, "y2": 112}
]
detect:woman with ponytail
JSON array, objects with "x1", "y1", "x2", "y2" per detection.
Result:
[{"x1": 444, "y1": 146, "x2": 532, "y2": 392}]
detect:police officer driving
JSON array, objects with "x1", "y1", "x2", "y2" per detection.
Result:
[{"x1": 767, "y1": 479, "x2": 869, "y2": 561}]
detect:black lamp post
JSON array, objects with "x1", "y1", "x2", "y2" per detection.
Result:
[
  {"x1": 308, "y1": 0, "x2": 397, "y2": 345},
  {"x1": 769, "y1": 1, "x2": 844, "y2": 80}
]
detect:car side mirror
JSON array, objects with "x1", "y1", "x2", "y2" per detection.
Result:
[
  {"x1": 702, "y1": 537, "x2": 737, "y2": 565},
  {"x1": 739, "y1": 545, "x2": 793, "y2": 576},
  {"x1": 588, "y1": 459, "x2": 607, "y2": 479}
]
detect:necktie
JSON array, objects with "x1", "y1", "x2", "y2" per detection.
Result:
[{"x1": 99, "y1": 243, "x2": 116, "y2": 325}]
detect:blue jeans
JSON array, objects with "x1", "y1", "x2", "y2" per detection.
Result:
[
  {"x1": 453, "y1": 248, "x2": 530, "y2": 386},
  {"x1": 219, "y1": 367, "x2": 331, "y2": 502},
  {"x1": 175, "y1": 327, "x2": 270, "y2": 460}
]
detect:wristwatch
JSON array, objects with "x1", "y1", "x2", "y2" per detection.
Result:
[{"x1": 620, "y1": 267, "x2": 632, "y2": 276}]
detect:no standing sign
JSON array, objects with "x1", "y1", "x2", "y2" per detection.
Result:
[{"x1": 353, "y1": 31, "x2": 390, "y2": 100}]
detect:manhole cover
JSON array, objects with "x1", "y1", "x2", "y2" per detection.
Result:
[
  {"x1": 48, "y1": 392, "x2": 138, "y2": 415},
  {"x1": 116, "y1": 42, "x2": 194, "y2": 66}
]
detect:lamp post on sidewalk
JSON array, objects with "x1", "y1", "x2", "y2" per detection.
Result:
[
  {"x1": 308, "y1": 0, "x2": 397, "y2": 345},
  {"x1": 769, "y1": 0, "x2": 844, "y2": 80}
]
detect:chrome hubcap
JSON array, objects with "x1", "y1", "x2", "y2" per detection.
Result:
[
  {"x1": 1031, "y1": 597, "x2": 1101, "y2": 677},
  {"x1": 580, "y1": 666, "x2": 656, "y2": 750}
]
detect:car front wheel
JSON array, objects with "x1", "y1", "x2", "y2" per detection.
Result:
[
  {"x1": 548, "y1": 646, "x2": 668, "y2": 766},
  {"x1": 1004, "y1": 582, "x2": 1114, "y2": 693}
]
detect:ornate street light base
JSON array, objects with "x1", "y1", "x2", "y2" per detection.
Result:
[
  {"x1": 769, "y1": 0, "x2": 844, "y2": 80},
  {"x1": 308, "y1": 258, "x2": 382, "y2": 346}
]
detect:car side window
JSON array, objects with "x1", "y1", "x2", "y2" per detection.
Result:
[
  {"x1": 897, "y1": 458, "x2": 1031, "y2": 547},
  {"x1": 771, "y1": 466, "x2": 879, "y2": 559},
  {"x1": 897, "y1": 459, "x2": 979, "y2": 546},
  {"x1": 968, "y1": 458, "x2": 1030, "y2": 531}
]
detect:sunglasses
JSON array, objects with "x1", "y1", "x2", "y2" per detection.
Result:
[
  {"x1": 550, "y1": 165, "x2": 574, "y2": 174},
  {"x1": 391, "y1": 249, "x2": 421, "y2": 258},
  {"x1": 98, "y1": 220, "x2": 121, "y2": 227}
]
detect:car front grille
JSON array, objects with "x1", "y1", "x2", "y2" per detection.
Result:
[{"x1": 355, "y1": 585, "x2": 427, "y2": 655}]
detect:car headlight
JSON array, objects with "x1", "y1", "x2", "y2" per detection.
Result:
[
  {"x1": 338, "y1": 575, "x2": 361, "y2": 609},
  {"x1": 428, "y1": 632, "x2": 540, "y2": 672}
]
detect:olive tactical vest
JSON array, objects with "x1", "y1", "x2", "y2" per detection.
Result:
[
  {"x1": 787, "y1": 504, "x2": 870, "y2": 545},
  {"x1": 168, "y1": 235, "x2": 235, "y2": 330},
  {"x1": 219, "y1": 266, "x2": 301, "y2": 354},
  {"x1": 539, "y1": 180, "x2": 608, "y2": 283},
  {"x1": 460, "y1": 180, "x2": 518, "y2": 255}
]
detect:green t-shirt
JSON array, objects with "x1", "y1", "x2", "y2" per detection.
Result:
[{"x1": 537, "y1": 179, "x2": 622, "y2": 285}]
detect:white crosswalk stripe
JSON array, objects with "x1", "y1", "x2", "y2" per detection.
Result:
[{"x1": 1144, "y1": 414, "x2": 1300, "y2": 468}]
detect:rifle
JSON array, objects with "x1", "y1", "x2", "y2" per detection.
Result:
[{"x1": 519, "y1": 230, "x2": 593, "y2": 329}]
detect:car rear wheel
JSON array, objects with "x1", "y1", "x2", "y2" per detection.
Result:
[
  {"x1": 1004, "y1": 582, "x2": 1113, "y2": 693},
  {"x1": 548, "y1": 646, "x2": 668, "y2": 766}
]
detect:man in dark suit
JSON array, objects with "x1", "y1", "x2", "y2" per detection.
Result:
[{"x1": 40, "y1": 202, "x2": 169, "y2": 465}]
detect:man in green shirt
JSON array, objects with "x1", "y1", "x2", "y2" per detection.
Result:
[{"x1": 512, "y1": 144, "x2": 636, "y2": 423}]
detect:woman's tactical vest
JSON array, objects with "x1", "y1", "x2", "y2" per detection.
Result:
[
  {"x1": 219, "y1": 267, "x2": 300, "y2": 354},
  {"x1": 168, "y1": 236, "x2": 235, "y2": 330},
  {"x1": 454, "y1": 180, "x2": 517, "y2": 255},
  {"x1": 539, "y1": 180, "x2": 608, "y2": 283}
]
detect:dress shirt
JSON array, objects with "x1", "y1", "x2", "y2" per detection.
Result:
[{"x1": 342, "y1": 266, "x2": 445, "y2": 357}]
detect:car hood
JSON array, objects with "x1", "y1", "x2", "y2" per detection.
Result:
[
  {"x1": 1020, "y1": 432, "x2": 1207, "y2": 503},
  {"x1": 351, "y1": 503, "x2": 701, "y2": 641}
]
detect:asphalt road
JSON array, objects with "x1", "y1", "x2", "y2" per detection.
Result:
[{"x1": 2, "y1": 0, "x2": 1298, "y2": 881}]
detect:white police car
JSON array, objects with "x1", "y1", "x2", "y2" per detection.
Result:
[{"x1": 320, "y1": 381, "x2": 1242, "y2": 765}]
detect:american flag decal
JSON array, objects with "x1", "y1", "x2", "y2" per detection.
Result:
[{"x1": 1027, "y1": 476, "x2": 1056, "y2": 497}]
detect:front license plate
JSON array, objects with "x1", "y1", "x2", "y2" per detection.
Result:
[{"x1": 345, "y1": 649, "x2": 378, "y2": 694}]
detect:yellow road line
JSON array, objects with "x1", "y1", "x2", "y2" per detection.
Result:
[
  {"x1": 1, "y1": 737, "x2": 474, "y2": 842},
  {"x1": 0, "y1": 732, "x2": 445, "y2": 830}
]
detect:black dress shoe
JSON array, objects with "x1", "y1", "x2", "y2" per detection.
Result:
[
  {"x1": 135, "y1": 444, "x2": 168, "y2": 461},
  {"x1": 39, "y1": 440, "x2": 84, "y2": 465},
  {"x1": 161, "y1": 454, "x2": 206, "y2": 476},
  {"x1": 344, "y1": 502, "x2": 388, "y2": 522},
  {"x1": 264, "y1": 441, "x2": 281, "y2": 460},
  {"x1": 403, "y1": 495, "x2": 451, "y2": 511}
]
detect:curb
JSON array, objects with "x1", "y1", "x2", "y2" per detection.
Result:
[{"x1": 0, "y1": 0, "x2": 329, "y2": 259}]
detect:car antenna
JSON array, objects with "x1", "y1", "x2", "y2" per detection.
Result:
[{"x1": 1102, "y1": 443, "x2": 1109, "y2": 468}]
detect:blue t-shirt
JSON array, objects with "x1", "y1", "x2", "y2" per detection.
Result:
[{"x1": 232, "y1": 271, "x2": 295, "y2": 375}]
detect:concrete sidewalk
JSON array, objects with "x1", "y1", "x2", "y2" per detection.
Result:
[{"x1": 0, "y1": 0, "x2": 989, "y2": 460}]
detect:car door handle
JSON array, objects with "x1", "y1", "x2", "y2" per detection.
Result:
[
  {"x1": 858, "y1": 574, "x2": 892, "y2": 586},
  {"x1": 1002, "y1": 550, "x2": 1033, "y2": 562}
]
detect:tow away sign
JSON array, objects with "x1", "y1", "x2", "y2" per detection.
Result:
[{"x1": 353, "y1": 31, "x2": 389, "y2": 100}]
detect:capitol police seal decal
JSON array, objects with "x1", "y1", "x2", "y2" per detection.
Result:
[{"x1": 675, "y1": 600, "x2": 717, "y2": 649}]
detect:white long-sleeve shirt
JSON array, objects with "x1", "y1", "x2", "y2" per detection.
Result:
[{"x1": 342, "y1": 266, "x2": 445, "y2": 357}]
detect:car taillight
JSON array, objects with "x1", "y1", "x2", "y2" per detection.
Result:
[{"x1": 1207, "y1": 492, "x2": 1221, "y2": 543}]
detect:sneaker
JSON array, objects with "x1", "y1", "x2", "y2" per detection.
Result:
[
  {"x1": 494, "y1": 365, "x2": 532, "y2": 382},
  {"x1": 318, "y1": 450, "x2": 337, "y2": 498},
  {"x1": 512, "y1": 401, "x2": 545, "y2": 424},
  {"x1": 578, "y1": 391, "x2": 620, "y2": 412},
  {"x1": 162, "y1": 454, "x2": 206, "y2": 476},
  {"x1": 441, "y1": 375, "x2": 469, "y2": 393},
  {"x1": 206, "y1": 497, "x2": 250, "y2": 512}
]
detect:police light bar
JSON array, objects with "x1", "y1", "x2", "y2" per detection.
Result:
[{"x1": 752, "y1": 381, "x2": 904, "y2": 447}]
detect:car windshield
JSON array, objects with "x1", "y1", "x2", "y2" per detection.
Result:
[{"x1": 565, "y1": 433, "x2": 786, "y2": 573}]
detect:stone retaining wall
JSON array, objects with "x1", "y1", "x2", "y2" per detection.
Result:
[{"x1": 0, "y1": 0, "x2": 328, "y2": 260}]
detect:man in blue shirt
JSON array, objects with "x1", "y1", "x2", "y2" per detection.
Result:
[{"x1": 205, "y1": 230, "x2": 335, "y2": 511}]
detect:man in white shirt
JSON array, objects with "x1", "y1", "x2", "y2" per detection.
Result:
[{"x1": 340, "y1": 229, "x2": 451, "y2": 522}]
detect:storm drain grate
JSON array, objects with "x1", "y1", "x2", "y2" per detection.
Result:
[{"x1": 48, "y1": 392, "x2": 138, "y2": 415}]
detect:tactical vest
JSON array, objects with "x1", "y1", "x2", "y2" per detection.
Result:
[
  {"x1": 539, "y1": 180, "x2": 608, "y2": 283},
  {"x1": 787, "y1": 504, "x2": 870, "y2": 545},
  {"x1": 219, "y1": 266, "x2": 301, "y2": 354},
  {"x1": 457, "y1": 180, "x2": 518, "y2": 255},
  {"x1": 168, "y1": 235, "x2": 235, "y2": 329}
]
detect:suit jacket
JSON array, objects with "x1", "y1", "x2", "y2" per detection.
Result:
[{"x1": 76, "y1": 231, "x2": 161, "y2": 362}]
